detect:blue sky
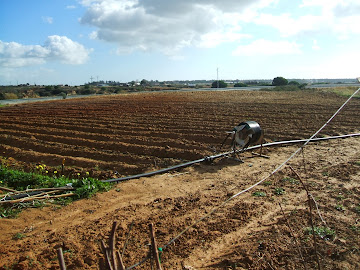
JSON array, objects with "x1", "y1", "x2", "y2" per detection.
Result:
[{"x1": 1, "y1": 0, "x2": 360, "y2": 85}]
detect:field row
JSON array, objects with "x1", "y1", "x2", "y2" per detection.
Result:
[{"x1": 1, "y1": 90, "x2": 359, "y2": 177}]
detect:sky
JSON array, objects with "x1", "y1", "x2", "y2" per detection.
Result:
[{"x1": 0, "y1": 0, "x2": 360, "y2": 85}]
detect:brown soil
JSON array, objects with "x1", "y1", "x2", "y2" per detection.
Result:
[{"x1": 0, "y1": 90, "x2": 359, "y2": 269}]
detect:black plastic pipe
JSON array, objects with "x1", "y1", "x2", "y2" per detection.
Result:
[{"x1": 102, "y1": 133, "x2": 360, "y2": 183}]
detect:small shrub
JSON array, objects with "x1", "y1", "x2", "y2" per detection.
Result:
[
  {"x1": 79, "y1": 88, "x2": 96, "y2": 95},
  {"x1": 234, "y1": 82, "x2": 248, "y2": 87},
  {"x1": 3, "y1": 93, "x2": 19, "y2": 99},
  {"x1": 51, "y1": 89, "x2": 62, "y2": 95},
  {"x1": 44, "y1": 85, "x2": 53, "y2": 91},
  {"x1": 273, "y1": 85, "x2": 300, "y2": 91}
]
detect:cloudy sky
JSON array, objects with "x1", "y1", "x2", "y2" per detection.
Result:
[{"x1": 1, "y1": 0, "x2": 360, "y2": 85}]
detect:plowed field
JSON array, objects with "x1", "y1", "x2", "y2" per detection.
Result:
[
  {"x1": 0, "y1": 90, "x2": 359, "y2": 178},
  {"x1": 0, "y1": 90, "x2": 360, "y2": 270}
]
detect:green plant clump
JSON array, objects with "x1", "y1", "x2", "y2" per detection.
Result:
[
  {"x1": 335, "y1": 204, "x2": 345, "y2": 211},
  {"x1": 304, "y1": 226, "x2": 335, "y2": 240},
  {"x1": 13, "y1": 232, "x2": 26, "y2": 240},
  {"x1": 252, "y1": 191, "x2": 266, "y2": 197},
  {"x1": 274, "y1": 187, "x2": 285, "y2": 195},
  {"x1": 0, "y1": 206, "x2": 22, "y2": 218},
  {"x1": 0, "y1": 167, "x2": 111, "y2": 218},
  {"x1": 282, "y1": 177, "x2": 299, "y2": 185},
  {"x1": 0, "y1": 167, "x2": 110, "y2": 196}
]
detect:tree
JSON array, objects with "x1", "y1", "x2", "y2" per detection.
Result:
[
  {"x1": 234, "y1": 82, "x2": 248, "y2": 87},
  {"x1": 272, "y1": 77, "x2": 288, "y2": 86},
  {"x1": 288, "y1": 80, "x2": 300, "y2": 86},
  {"x1": 140, "y1": 79, "x2": 149, "y2": 86},
  {"x1": 288, "y1": 81, "x2": 307, "y2": 89},
  {"x1": 45, "y1": 85, "x2": 53, "y2": 91},
  {"x1": 211, "y1": 80, "x2": 227, "y2": 88}
]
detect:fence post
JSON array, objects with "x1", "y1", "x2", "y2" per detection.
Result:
[{"x1": 149, "y1": 223, "x2": 162, "y2": 270}]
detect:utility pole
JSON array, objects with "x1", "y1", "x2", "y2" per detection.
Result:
[
  {"x1": 217, "y1": 67, "x2": 219, "y2": 89},
  {"x1": 90, "y1": 76, "x2": 94, "y2": 84}
]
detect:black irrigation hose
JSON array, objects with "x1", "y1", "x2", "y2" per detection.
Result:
[
  {"x1": 102, "y1": 133, "x2": 360, "y2": 183},
  {"x1": 2, "y1": 191, "x2": 44, "y2": 201}
]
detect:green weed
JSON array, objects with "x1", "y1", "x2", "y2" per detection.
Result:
[
  {"x1": 304, "y1": 226, "x2": 335, "y2": 240},
  {"x1": 335, "y1": 204, "x2": 345, "y2": 211},
  {"x1": 252, "y1": 191, "x2": 266, "y2": 197},
  {"x1": 13, "y1": 232, "x2": 26, "y2": 240},
  {"x1": 282, "y1": 177, "x2": 299, "y2": 185},
  {"x1": 0, "y1": 206, "x2": 22, "y2": 219},
  {"x1": 0, "y1": 167, "x2": 111, "y2": 218},
  {"x1": 263, "y1": 181, "x2": 272, "y2": 186},
  {"x1": 274, "y1": 187, "x2": 285, "y2": 195},
  {"x1": 350, "y1": 225, "x2": 360, "y2": 233}
]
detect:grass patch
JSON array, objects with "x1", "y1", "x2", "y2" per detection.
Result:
[
  {"x1": 0, "y1": 166, "x2": 110, "y2": 195},
  {"x1": 319, "y1": 86, "x2": 359, "y2": 98},
  {"x1": 0, "y1": 166, "x2": 111, "y2": 218}
]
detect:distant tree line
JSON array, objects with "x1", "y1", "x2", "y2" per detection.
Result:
[{"x1": 0, "y1": 77, "x2": 310, "y2": 100}]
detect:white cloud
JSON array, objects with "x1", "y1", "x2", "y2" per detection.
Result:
[
  {"x1": 312, "y1": 40, "x2": 320, "y2": 50},
  {"x1": 42, "y1": 16, "x2": 54, "y2": 24},
  {"x1": 76, "y1": 0, "x2": 359, "y2": 59},
  {"x1": 256, "y1": 0, "x2": 360, "y2": 39},
  {"x1": 256, "y1": 13, "x2": 325, "y2": 37},
  {"x1": 232, "y1": 39, "x2": 302, "y2": 56},
  {"x1": 0, "y1": 36, "x2": 92, "y2": 68},
  {"x1": 44, "y1": 36, "x2": 92, "y2": 64},
  {"x1": 199, "y1": 32, "x2": 251, "y2": 49},
  {"x1": 66, "y1": 5, "x2": 77, "y2": 9},
  {"x1": 299, "y1": 49, "x2": 360, "y2": 78},
  {"x1": 78, "y1": 0, "x2": 277, "y2": 55}
]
